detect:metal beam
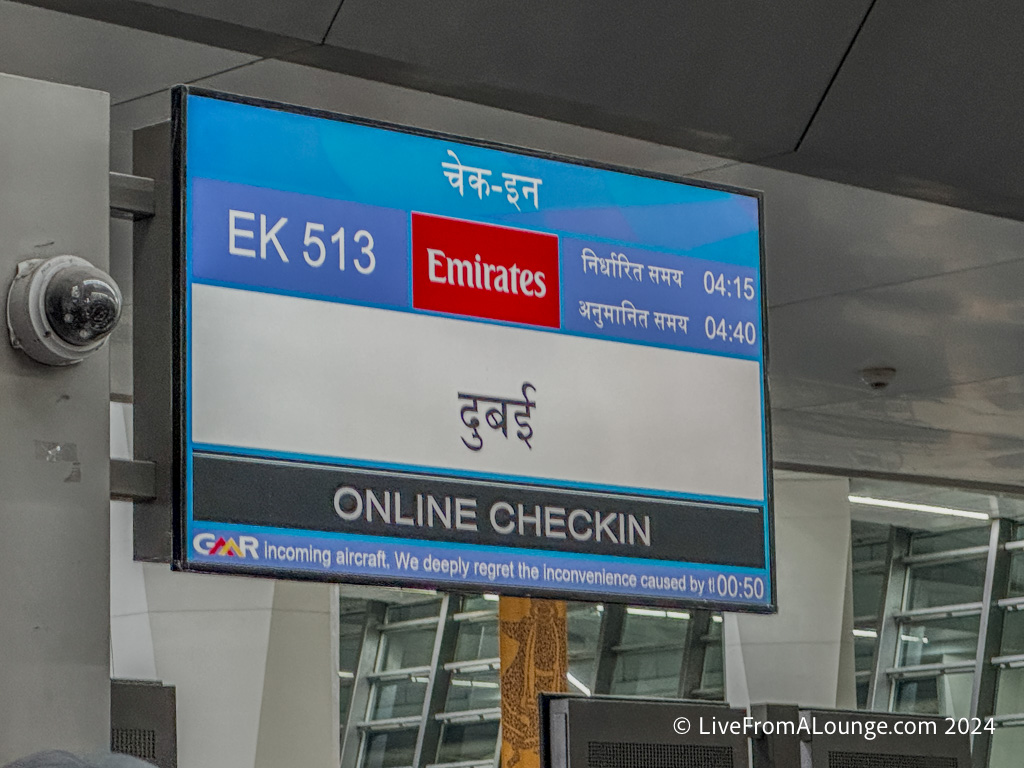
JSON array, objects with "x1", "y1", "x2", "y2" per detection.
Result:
[
  {"x1": 901, "y1": 546, "x2": 991, "y2": 566},
  {"x1": 868, "y1": 527, "x2": 910, "y2": 711},
  {"x1": 110, "y1": 458, "x2": 156, "y2": 501},
  {"x1": 678, "y1": 610, "x2": 712, "y2": 698},
  {"x1": 749, "y1": 703, "x2": 801, "y2": 768},
  {"x1": 970, "y1": 517, "x2": 1012, "y2": 768},
  {"x1": 774, "y1": 460, "x2": 1024, "y2": 498},
  {"x1": 109, "y1": 172, "x2": 155, "y2": 220},
  {"x1": 590, "y1": 603, "x2": 625, "y2": 696},
  {"x1": 132, "y1": 123, "x2": 175, "y2": 562},
  {"x1": 342, "y1": 601, "x2": 387, "y2": 768},
  {"x1": 414, "y1": 594, "x2": 460, "y2": 768}
]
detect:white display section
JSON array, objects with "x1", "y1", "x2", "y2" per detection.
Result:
[{"x1": 192, "y1": 284, "x2": 765, "y2": 502}]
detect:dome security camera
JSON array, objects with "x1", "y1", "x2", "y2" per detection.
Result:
[{"x1": 6, "y1": 255, "x2": 123, "y2": 366}]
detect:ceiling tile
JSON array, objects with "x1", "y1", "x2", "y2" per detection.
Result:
[
  {"x1": 15, "y1": 0, "x2": 340, "y2": 54},
  {"x1": 293, "y1": 0, "x2": 875, "y2": 159},
  {"x1": 771, "y1": 409, "x2": 1024, "y2": 487},
  {"x1": 767, "y1": 374, "x2": 870, "y2": 411},
  {"x1": 700, "y1": 163, "x2": 1024, "y2": 306},
  {"x1": 768, "y1": 259, "x2": 1024, "y2": 396},
  {"x1": 773, "y1": 0, "x2": 1024, "y2": 219},
  {"x1": 799, "y1": 374, "x2": 1024, "y2": 441},
  {"x1": 113, "y1": 57, "x2": 723, "y2": 180},
  {"x1": 0, "y1": 2, "x2": 258, "y2": 103},
  {"x1": 134, "y1": 0, "x2": 340, "y2": 43}
]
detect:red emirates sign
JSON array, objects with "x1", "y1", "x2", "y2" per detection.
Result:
[{"x1": 412, "y1": 212, "x2": 560, "y2": 328}]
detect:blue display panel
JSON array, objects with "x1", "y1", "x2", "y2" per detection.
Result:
[{"x1": 175, "y1": 87, "x2": 775, "y2": 612}]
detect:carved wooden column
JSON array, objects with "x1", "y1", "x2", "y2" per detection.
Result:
[{"x1": 499, "y1": 597, "x2": 568, "y2": 768}]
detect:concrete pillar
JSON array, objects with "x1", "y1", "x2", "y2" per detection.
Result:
[
  {"x1": 0, "y1": 73, "x2": 112, "y2": 761},
  {"x1": 141, "y1": 569, "x2": 340, "y2": 768},
  {"x1": 255, "y1": 582, "x2": 339, "y2": 768},
  {"x1": 109, "y1": 535, "x2": 340, "y2": 768},
  {"x1": 142, "y1": 567, "x2": 275, "y2": 768},
  {"x1": 724, "y1": 472, "x2": 856, "y2": 709}
]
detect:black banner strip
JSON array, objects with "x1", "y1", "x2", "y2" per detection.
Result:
[{"x1": 193, "y1": 452, "x2": 766, "y2": 569}]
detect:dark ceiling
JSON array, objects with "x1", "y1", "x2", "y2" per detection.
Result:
[
  {"x1": 19, "y1": 0, "x2": 1024, "y2": 220},
  {"x1": 7, "y1": 0, "x2": 1024, "y2": 494}
]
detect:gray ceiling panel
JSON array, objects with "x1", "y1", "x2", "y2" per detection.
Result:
[
  {"x1": 698, "y1": 162, "x2": 1024, "y2": 306},
  {"x1": 771, "y1": 409, "x2": 1024, "y2": 487},
  {"x1": 0, "y1": 2, "x2": 258, "y2": 103},
  {"x1": 300, "y1": 0, "x2": 873, "y2": 159},
  {"x1": 774, "y1": 0, "x2": 1024, "y2": 219},
  {"x1": 13, "y1": 0, "x2": 1024, "y2": 489},
  {"x1": 767, "y1": 374, "x2": 871, "y2": 411},
  {"x1": 768, "y1": 259, "x2": 1024, "y2": 396},
  {"x1": 799, "y1": 373, "x2": 1024, "y2": 441},
  {"x1": 13, "y1": 0, "x2": 334, "y2": 55},
  {"x1": 136, "y1": 0, "x2": 341, "y2": 43},
  {"x1": 21, "y1": 0, "x2": 1024, "y2": 221},
  {"x1": 113, "y1": 57, "x2": 724, "y2": 181}
]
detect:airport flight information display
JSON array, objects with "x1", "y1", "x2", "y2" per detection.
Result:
[{"x1": 174, "y1": 87, "x2": 775, "y2": 611}]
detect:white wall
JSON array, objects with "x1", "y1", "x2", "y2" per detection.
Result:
[
  {"x1": 724, "y1": 472, "x2": 856, "y2": 709},
  {"x1": 0, "y1": 73, "x2": 112, "y2": 763},
  {"x1": 109, "y1": 403, "x2": 339, "y2": 768}
]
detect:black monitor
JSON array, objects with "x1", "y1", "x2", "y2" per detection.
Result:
[
  {"x1": 540, "y1": 694, "x2": 748, "y2": 768},
  {"x1": 749, "y1": 705, "x2": 972, "y2": 768}
]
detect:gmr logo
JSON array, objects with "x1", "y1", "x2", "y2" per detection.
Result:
[{"x1": 193, "y1": 533, "x2": 259, "y2": 559}]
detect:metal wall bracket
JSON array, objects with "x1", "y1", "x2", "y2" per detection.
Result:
[
  {"x1": 110, "y1": 172, "x2": 155, "y2": 220},
  {"x1": 111, "y1": 458, "x2": 157, "y2": 501}
]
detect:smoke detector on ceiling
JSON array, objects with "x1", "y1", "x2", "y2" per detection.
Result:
[{"x1": 860, "y1": 367, "x2": 896, "y2": 391}]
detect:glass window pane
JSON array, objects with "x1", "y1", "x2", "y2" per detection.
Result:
[
  {"x1": 340, "y1": 680, "x2": 355, "y2": 725},
  {"x1": 567, "y1": 603, "x2": 603, "y2": 655},
  {"x1": 453, "y1": 620, "x2": 498, "y2": 661},
  {"x1": 989, "y1": 725, "x2": 1024, "y2": 768},
  {"x1": 340, "y1": 621, "x2": 366, "y2": 674},
  {"x1": 1008, "y1": 553, "x2": 1024, "y2": 598},
  {"x1": 610, "y1": 648, "x2": 683, "y2": 697},
  {"x1": 910, "y1": 527, "x2": 990, "y2": 555},
  {"x1": 854, "y1": 636, "x2": 877, "y2": 673},
  {"x1": 896, "y1": 615, "x2": 979, "y2": 667},
  {"x1": 893, "y1": 672, "x2": 973, "y2": 718},
  {"x1": 701, "y1": 641, "x2": 724, "y2": 695},
  {"x1": 906, "y1": 559, "x2": 986, "y2": 609},
  {"x1": 378, "y1": 628, "x2": 436, "y2": 671},
  {"x1": 362, "y1": 728, "x2": 419, "y2": 768},
  {"x1": 698, "y1": 616, "x2": 725, "y2": 696},
  {"x1": 386, "y1": 600, "x2": 441, "y2": 623},
  {"x1": 370, "y1": 677, "x2": 428, "y2": 720},
  {"x1": 444, "y1": 669, "x2": 501, "y2": 712},
  {"x1": 855, "y1": 680, "x2": 869, "y2": 710},
  {"x1": 996, "y1": 667, "x2": 1024, "y2": 716},
  {"x1": 568, "y1": 658, "x2": 595, "y2": 695},
  {"x1": 339, "y1": 601, "x2": 367, "y2": 727},
  {"x1": 852, "y1": 570, "x2": 884, "y2": 618},
  {"x1": 461, "y1": 595, "x2": 500, "y2": 612},
  {"x1": 853, "y1": 542, "x2": 888, "y2": 564},
  {"x1": 435, "y1": 720, "x2": 500, "y2": 765},
  {"x1": 1000, "y1": 611, "x2": 1024, "y2": 656},
  {"x1": 619, "y1": 608, "x2": 689, "y2": 647}
]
